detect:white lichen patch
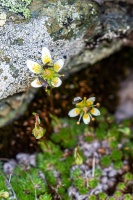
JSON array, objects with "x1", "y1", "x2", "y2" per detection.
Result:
[
  {"x1": 0, "y1": 12, "x2": 6, "y2": 26},
  {"x1": 0, "y1": 15, "x2": 84, "y2": 100},
  {"x1": 44, "y1": 0, "x2": 98, "y2": 38}
]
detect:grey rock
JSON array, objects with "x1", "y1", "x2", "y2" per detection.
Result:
[
  {"x1": 115, "y1": 72, "x2": 133, "y2": 121},
  {"x1": 101, "y1": 176, "x2": 108, "y2": 184},
  {"x1": 108, "y1": 169, "x2": 117, "y2": 177},
  {"x1": 3, "y1": 159, "x2": 16, "y2": 174}
]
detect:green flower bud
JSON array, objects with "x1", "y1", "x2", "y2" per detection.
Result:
[
  {"x1": 75, "y1": 153, "x2": 83, "y2": 165},
  {"x1": 74, "y1": 146, "x2": 83, "y2": 165},
  {"x1": 0, "y1": 191, "x2": 9, "y2": 198},
  {"x1": 32, "y1": 125, "x2": 46, "y2": 139}
]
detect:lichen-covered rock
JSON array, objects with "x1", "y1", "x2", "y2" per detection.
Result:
[{"x1": 0, "y1": 0, "x2": 133, "y2": 101}]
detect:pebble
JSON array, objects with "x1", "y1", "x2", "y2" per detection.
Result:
[
  {"x1": 108, "y1": 169, "x2": 117, "y2": 177},
  {"x1": 3, "y1": 159, "x2": 16, "y2": 174},
  {"x1": 101, "y1": 176, "x2": 108, "y2": 184}
]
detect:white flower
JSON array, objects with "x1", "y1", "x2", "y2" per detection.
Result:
[
  {"x1": 68, "y1": 97, "x2": 100, "y2": 125},
  {"x1": 26, "y1": 47, "x2": 64, "y2": 89}
]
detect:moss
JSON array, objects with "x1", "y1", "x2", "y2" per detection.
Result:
[{"x1": 0, "y1": 0, "x2": 32, "y2": 19}]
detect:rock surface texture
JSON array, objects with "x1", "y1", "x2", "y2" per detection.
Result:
[{"x1": 0, "y1": 0, "x2": 133, "y2": 125}]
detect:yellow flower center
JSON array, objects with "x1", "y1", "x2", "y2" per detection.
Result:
[
  {"x1": 83, "y1": 114, "x2": 89, "y2": 119},
  {"x1": 75, "y1": 108, "x2": 80, "y2": 115},
  {"x1": 90, "y1": 107, "x2": 95, "y2": 114},
  {"x1": 33, "y1": 64, "x2": 41, "y2": 73},
  {"x1": 54, "y1": 64, "x2": 60, "y2": 72},
  {"x1": 44, "y1": 68, "x2": 54, "y2": 79},
  {"x1": 52, "y1": 77, "x2": 59, "y2": 86},
  {"x1": 42, "y1": 56, "x2": 51, "y2": 64},
  {"x1": 87, "y1": 100, "x2": 93, "y2": 107}
]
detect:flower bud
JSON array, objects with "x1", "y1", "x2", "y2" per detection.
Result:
[
  {"x1": 75, "y1": 153, "x2": 83, "y2": 165},
  {"x1": 32, "y1": 126, "x2": 46, "y2": 139},
  {"x1": 0, "y1": 191, "x2": 9, "y2": 198},
  {"x1": 74, "y1": 146, "x2": 83, "y2": 165}
]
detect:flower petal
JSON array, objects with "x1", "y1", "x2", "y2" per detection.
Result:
[
  {"x1": 87, "y1": 97, "x2": 96, "y2": 106},
  {"x1": 42, "y1": 47, "x2": 52, "y2": 65},
  {"x1": 72, "y1": 97, "x2": 82, "y2": 104},
  {"x1": 51, "y1": 77, "x2": 62, "y2": 87},
  {"x1": 83, "y1": 114, "x2": 90, "y2": 124},
  {"x1": 26, "y1": 60, "x2": 42, "y2": 74},
  {"x1": 68, "y1": 108, "x2": 80, "y2": 117},
  {"x1": 31, "y1": 79, "x2": 42, "y2": 88},
  {"x1": 90, "y1": 108, "x2": 100, "y2": 116},
  {"x1": 54, "y1": 59, "x2": 64, "y2": 72}
]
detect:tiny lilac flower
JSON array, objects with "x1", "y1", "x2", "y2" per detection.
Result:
[
  {"x1": 26, "y1": 47, "x2": 64, "y2": 90},
  {"x1": 68, "y1": 97, "x2": 100, "y2": 125}
]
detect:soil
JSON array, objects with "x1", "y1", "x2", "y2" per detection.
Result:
[{"x1": 0, "y1": 47, "x2": 133, "y2": 158}]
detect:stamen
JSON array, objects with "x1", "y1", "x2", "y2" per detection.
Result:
[
  {"x1": 84, "y1": 97, "x2": 87, "y2": 100},
  {"x1": 77, "y1": 113, "x2": 83, "y2": 124},
  {"x1": 77, "y1": 121, "x2": 80, "y2": 125},
  {"x1": 60, "y1": 74, "x2": 65, "y2": 77},
  {"x1": 92, "y1": 117, "x2": 95, "y2": 121},
  {"x1": 96, "y1": 103, "x2": 100, "y2": 107}
]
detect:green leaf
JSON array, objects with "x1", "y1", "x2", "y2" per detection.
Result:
[
  {"x1": 98, "y1": 192, "x2": 107, "y2": 200},
  {"x1": 118, "y1": 125, "x2": 131, "y2": 135},
  {"x1": 111, "y1": 150, "x2": 122, "y2": 161},
  {"x1": 124, "y1": 172, "x2": 133, "y2": 182},
  {"x1": 100, "y1": 155, "x2": 112, "y2": 167},
  {"x1": 88, "y1": 178, "x2": 98, "y2": 189},
  {"x1": 124, "y1": 194, "x2": 133, "y2": 200},
  {"x1": 89, "y1": 195, "x2": 97, "y2": 200},
  {"x1": 114, "y1": 161, "x2": 123, "y2": 170},
  {"x1": 117, "y1": 182, "x2": 126, "y2": 191}
]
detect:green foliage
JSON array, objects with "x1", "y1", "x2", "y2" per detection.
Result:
[
  {"x1": 0, "y1": 0, "x2": 31, "y2": 19},
  {"x1": 94, "y1": 168, "x2": 102, "y2": 177},
  {"x1": 113, "y1": 160, "x2": 123, "y2": 170},
  {"x1": 111, "y1": 150, "x2": 122, "y2": 161},
  {"x1": 98, "y1": 192, "x2": 107, "y2": 200},
  {"x1": 10, "y1": 167, "x2": 47, "y2": 200},
  {"x1": 89, "y1": 195, "x2": 96, "y2": 200},
  {"x1": 124, "y1": 194, "x2": 133, "y2": 200},
  {"x1": 71, "y1": 168, "x2": 82, "y2": 178},
  {"x1": 0, "y1": 170, "x2": 7, "y2": 192},
  {"x1": 1, "y1": 111, "x2": 133, "y2": 199},
  {"x1": 117, "y1": 182, "x2": 126, "y2": 191},
  {"x1": 114, "y1": 191, "x2": 122, "y2": 198},
  {"x1": 100, "y1": 155, "x2": 112, "y2": 167},
  {"x1": 124, "y1": 172, "x2": 133, "y2": 182},
  {"x1": 39, "y1": 193, "x2": 52, "y2": 200},
  {"x1": 88, "y1": 178, "x2": 98, "y2": 189},
  {"x1": 51, "y1": 118, "x2": 87, "y2": 148}
]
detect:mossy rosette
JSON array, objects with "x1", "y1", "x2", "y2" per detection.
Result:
[{"x1": 0, "y1": 110, "x2": 133, "y2": 199}]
